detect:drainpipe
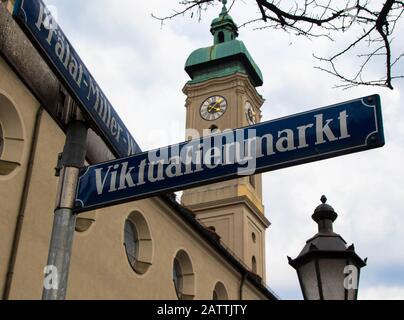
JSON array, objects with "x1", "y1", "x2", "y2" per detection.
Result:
[
  {"x1": 239, "y1": 271, "x2": 247, "y2": 300},
  {"x1": 2, "y1": 106, "x2": 43, "y2": 300}
]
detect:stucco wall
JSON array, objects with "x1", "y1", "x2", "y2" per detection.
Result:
[
  {"x1": 0, "y1": 56, "x2": 42, "y2": 298},
  {"x1": 0, "y1": 55, "x2": 269, "y2": 299}
]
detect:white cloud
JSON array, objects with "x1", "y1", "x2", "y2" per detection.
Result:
[{"x1": 359, "y1": 286, "x2": 404, "y2": 300}]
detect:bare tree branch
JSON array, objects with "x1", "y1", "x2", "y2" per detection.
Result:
[
  {"x1": 153, "y1": 0, "x2": 404, "y2": 90},
  {"x1": 151, "y1": 0, "x2": 215, "y2": 25}
]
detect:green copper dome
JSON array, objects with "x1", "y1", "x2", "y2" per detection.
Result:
[
  {"x1": 184, "y1": 0, "x2": 263, "y2": 87},
  {"x1": 211, "y1": 12, "x2": 237, "y2": 29}
]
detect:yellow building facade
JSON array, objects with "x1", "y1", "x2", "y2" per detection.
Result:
[{"x1": 0, "y1": 0, "x2": 276, "y2": 300}]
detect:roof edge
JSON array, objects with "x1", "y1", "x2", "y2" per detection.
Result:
[{"x1": 159, "y1": 194, "x2": 278, "y2": 300}]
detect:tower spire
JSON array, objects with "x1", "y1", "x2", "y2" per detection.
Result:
[
  {"x1": 221, "y1": 0, "x2": 228, "y2": 15},
  {"x1": 210, "y1": 0, "x2": 238, "y2": 44},
  {"x1": 184, "y1": 0, "x2": 264, "y2": 87}
]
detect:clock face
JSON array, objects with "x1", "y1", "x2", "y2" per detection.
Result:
[
  {"x1": 200, "y1": 96, "x2": 227, "y2": 121},
  {"x1": 245, "y1": 102, "x2": 257, "y2": 125}
]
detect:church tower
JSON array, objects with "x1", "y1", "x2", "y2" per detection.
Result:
[{"x1": 181, "y1": 0, "x2": 270, "y2": 280}]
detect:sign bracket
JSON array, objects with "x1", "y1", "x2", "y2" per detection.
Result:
[{"x1": 42, "y1": 120, "x2": 88, "y2": 300}]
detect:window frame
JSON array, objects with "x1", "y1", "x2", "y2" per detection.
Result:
[
  {"x1": 123, "y1": 212, "x2": 153, "y2": 275},
  {"x1": 172, "y1": 250, "x2": 195, "y2": 300},
  {"x1": 173, "y1": 258, "x2": 183, "y2": 299},
  {"x1": 124, "y1": 219, "x2": 139, "y2": 265}
]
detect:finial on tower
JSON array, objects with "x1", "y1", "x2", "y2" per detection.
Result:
[{"x1": 221, "y1": 0, "x2": 228, "y2": 15}]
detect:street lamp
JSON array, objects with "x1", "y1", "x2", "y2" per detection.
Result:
[{"x1": 288, "y1": 196, "x2": 367, "y2": 300}]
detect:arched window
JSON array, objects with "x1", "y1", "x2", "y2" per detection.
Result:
[
  {"x1": 213, "y1": 290, "x2": 218, "y2": 300},
  {"x1": 213, "y1": 282, "x2": 228, "y2": 300},
  {"x1": 209, "y1": 125, "x2": 219, "y2": 133},
  {"x1": 172, "y1": 250, "x2": 195, "y2": 300},
  {"x1": 0, "y1": 93, "x2": 24, "y2": 175},
  {"x1": 208, "y1": 226, "x2": 216, "y2": 232},
  {"x1": 218, "y1": 31, "x2": 224, "y2": 43},
  {"x1": 252, "y1": 256, "x2": 257, "y2": 274},
  {"x1": 124, "y1": 212, "x2": 153, "y2": 275},
  {"x1": 252, "y1": 232, "x2": 257, "y2": 243}
]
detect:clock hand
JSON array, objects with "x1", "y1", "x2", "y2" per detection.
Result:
[
  {"x1": 215, "y1": 98, "x2": 223, "y2": 108},
  {"x1": 209, "y1": 105, "x2": 220, "y2": 112},
  {"x1": 209, "y1": 98, "x2": 223, "y2": 113}
]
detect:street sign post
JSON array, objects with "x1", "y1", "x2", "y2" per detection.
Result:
[
  {"x1": 42, "y1": 120, "x2": 88, "y2": 300},
  {"x1": 75, "y1": 95, "x2": 384, "y2": 213},
  {"x1": 12, "y1": 0, "x2": 141, "y2": 158}
]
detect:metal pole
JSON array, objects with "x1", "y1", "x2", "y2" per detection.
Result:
[{"x1": 42, "y1": 120, "x2": 87, "y2": 300}]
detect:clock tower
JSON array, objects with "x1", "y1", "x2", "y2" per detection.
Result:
[{"x1": 181, "y1": 0, "x2": 270, "y2": 280}]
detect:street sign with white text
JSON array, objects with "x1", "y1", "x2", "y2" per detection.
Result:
[
  {"x1": 13, "y1": 0, "x2": 141, "y2": 158},
  {"x1": 75, "y1": 95, "x2": 384, "y2": 213}
]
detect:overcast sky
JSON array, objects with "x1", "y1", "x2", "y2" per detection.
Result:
[{"x1": 44, "y1": 0, "x2": 404, "y2": 300}]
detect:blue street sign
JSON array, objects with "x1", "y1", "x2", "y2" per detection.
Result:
[
  {"x1": 13, "y1": 0, "x2": 141, "y2": 158},
  {"x1": 75, "y1": 95, "x2": 384, "y2": 213}
]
